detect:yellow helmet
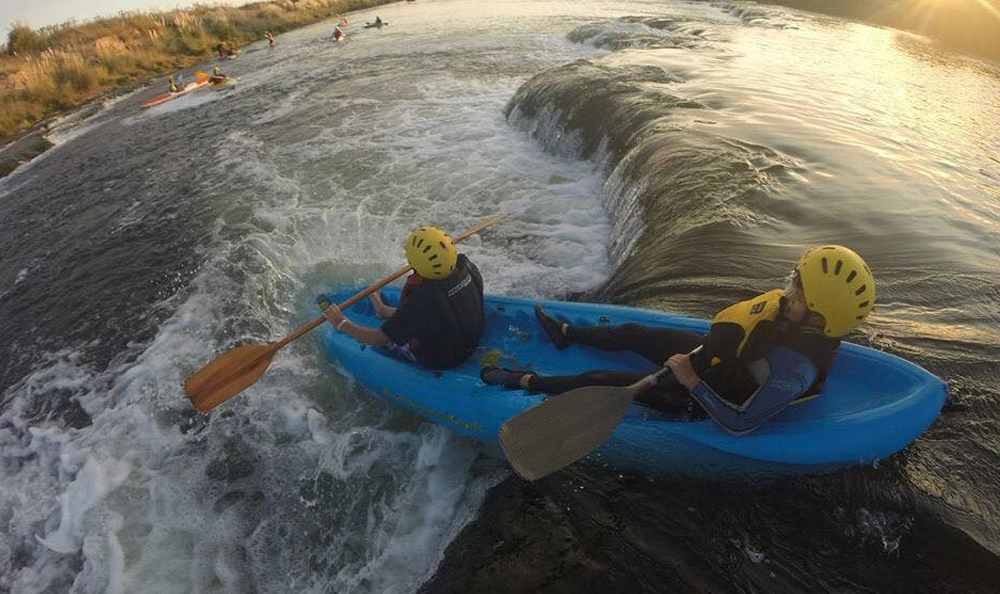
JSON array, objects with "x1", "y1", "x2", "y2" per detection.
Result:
[
  {"x1": 405, "y1": 226, "x2": 457, "y2": 280},
  {"x1": 796, "y1": 245, "x2": 875, "y2": 337}
]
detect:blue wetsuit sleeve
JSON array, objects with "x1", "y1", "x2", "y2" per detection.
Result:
[{"x1": 688, "y1": 347, "x2": 819, "y2": 435}]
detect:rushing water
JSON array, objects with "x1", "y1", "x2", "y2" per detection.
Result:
[{"x1": 1, "y1": 0, "x2": 998, "y2": 592}]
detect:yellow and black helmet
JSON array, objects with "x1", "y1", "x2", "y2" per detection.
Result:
[
  {"x1": 405, "y1": 226, "x2": 457, "y2": 280},
  {"x1": 796, "y1": 245, "x2": 875, "y2": 337}
]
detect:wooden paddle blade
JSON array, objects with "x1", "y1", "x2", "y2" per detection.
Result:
[
  {"x1": 184, "y1": 343, "x2": 276, "y2": 412},
  {"x1": 499, "y1": 384, "x2": 639, "y2": 481}
]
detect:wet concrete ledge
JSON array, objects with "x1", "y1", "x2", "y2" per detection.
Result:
[
  {"x1": 420, "y1": 469, "x2": 1000, "y2": 594},
  {"x1": 0, "y1": 86, "x2": 137, "y2": 181}
]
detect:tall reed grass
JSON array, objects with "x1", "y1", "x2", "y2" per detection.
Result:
[{"x1": 1, "y1": 0, "x2": 390, "y2": 143}]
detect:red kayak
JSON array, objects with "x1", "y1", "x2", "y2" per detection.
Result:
[{"x1": 141, "y1": 78, "x2": 210, "y2": 109}]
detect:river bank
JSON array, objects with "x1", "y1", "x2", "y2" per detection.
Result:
[
  {"x1": 0, "y1": 0, "x2": 394, "y2": 150},
  {"x1": 0, "y1": 76, "x2": 151, "y2": 178}
]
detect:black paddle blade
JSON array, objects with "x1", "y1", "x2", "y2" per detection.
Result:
[{"x1": 499, "y1": 378, "x2": 653, "y2": 481}]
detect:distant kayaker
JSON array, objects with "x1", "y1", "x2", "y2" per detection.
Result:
[
  {"x1": 264, "y1": 31, "x2": 275, "y2": 47},
  {"x1": 331, "y1": 25, "x2": 345, "y2": 42},
  {"x1": 375, "y1": 16, "x2": 383, "y2": 27},
  {"x1": 208, "y1": 67, "x2": 227, "y2": 85},
  {"x1": 168, "y1": 76, "x2": 180, "y2": 93},
  {"x1": 482, "y1": 245, "x2": 876, "y2": 434},
  {"x1": 216, "y1": 43, "x2": 238, "y2": 58},
  {"x1": 323, "y1": 226, "x2": 486, "y2": 370}
]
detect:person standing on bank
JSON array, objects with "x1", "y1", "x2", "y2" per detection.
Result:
[{"x1": 324, "y1": 226, "x2": 486, "y2": 369}]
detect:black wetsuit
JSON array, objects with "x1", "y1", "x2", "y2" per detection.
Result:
[
  {"x1": 529, "y1": 291, "x2": 840, "y2": 425},
  {"x1": 530, "y1": 323, "x2": 702, "y2": 413}
]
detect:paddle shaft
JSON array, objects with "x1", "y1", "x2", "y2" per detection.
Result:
[
  {"x1": 641, "y1": 366, "x2": 674, "y2": 392},
  {"x1": 271, "y1": 263, "x2": 410, "y2": 350}
]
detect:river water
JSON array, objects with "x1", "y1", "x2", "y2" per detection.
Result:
[{"x1": 0, "y1": 0, "x2": 998, "y2": 592}]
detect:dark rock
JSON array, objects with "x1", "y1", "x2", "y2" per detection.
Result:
[
  {"x1": 213, "y1": 490, "x2": 246, "y2": 513},
  {"x1": 0, "y1": 130, "x2": 53, "y2": 178},
  {"x1": 419, "y1": 472, "x2": 737, "y2": 594},
  {"x1": 205, "y1": 440, "x2": 258, "y2": 483},
  {"x1": 421, "y1": 468, "x2": 1000, "y2": 593}
]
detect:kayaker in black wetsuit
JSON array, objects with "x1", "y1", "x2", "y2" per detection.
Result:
[
  {"x1": 168, "y1": 76, "x2": 180, "y2": 93},
  {"x1": 481, "y1": 245, "x2": 876, "y2": 434},
  {"x1": 323, "y1": 226, "x2": 486, "y2": 370}
]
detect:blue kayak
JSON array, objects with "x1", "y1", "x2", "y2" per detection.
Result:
[{"x1": 317, "y1": 286, "x2": 947, "y2": 480}]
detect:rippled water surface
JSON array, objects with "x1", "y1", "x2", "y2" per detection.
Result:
[{"x1": 1, "y1": 0, "x2": 998, "y2": 592}]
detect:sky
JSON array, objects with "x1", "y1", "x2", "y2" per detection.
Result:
[{"x1": 1, "y1": 0, "x2": 244, "y2": 35}]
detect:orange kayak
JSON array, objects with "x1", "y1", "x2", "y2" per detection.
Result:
[{"x1": 141, "y1": 78, "x2": 211, "y2": 108}]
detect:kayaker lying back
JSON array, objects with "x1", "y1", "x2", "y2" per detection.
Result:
[
  {"x1": 483, "y1": 245, "x2": 876, "y2": 435},
  {"x1": 323, "y1": 226, "x2": 486, "y2": 370}
]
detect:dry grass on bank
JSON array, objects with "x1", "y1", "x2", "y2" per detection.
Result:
[{"x1": 1, "y1": 0, "x2": 391, "y2": 143}]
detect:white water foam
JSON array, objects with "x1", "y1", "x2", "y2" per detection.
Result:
[
  {"x1": 0, "y1": 5, "x2": 616, "y2": 593},
  {"x1": 43, "y1": 86, "x2": 144, "y2": 147},
  {"x1": 124, "y1": 89, "x2": 232, "y2": 124}
]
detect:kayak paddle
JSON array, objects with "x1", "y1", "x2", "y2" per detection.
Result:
[
  {"x1": 499, "y1": 367, "x2": 676, "y2": 481},
  {"x1": 184, "y1": 214, "x2": 503, "y2": 412}
]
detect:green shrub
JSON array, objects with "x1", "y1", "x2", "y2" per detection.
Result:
[{"x1": 7, "y1": 23, "x2": 47, "y2": 56}]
